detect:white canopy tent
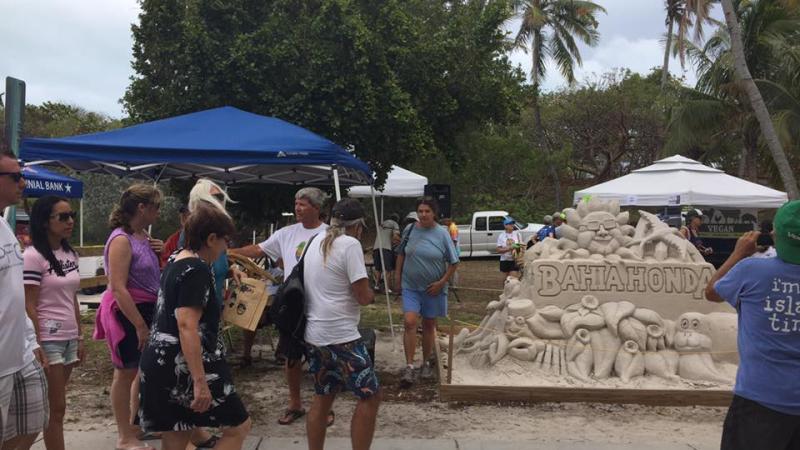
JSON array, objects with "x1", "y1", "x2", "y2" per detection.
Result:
[
  {"x1": 348, "y1": 165, "x2": 428, "y2": 198},
  {"x1": 349, "y1": 165, "x2": 427, "y2": 222},
  {"x1": 573, "y1": 155, "x2": 788, "y2": 208}
]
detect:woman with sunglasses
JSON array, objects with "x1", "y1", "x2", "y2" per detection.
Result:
[
  {"x1": 94, "y1": 184, "x2": 163, "y2": 450},
  {"x1": 23, "y1": 196, "x2": 82, "y2": 450}
]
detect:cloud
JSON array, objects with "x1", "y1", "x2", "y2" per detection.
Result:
[{"x1": 0, "y1": 0, "x2": 139, "y2": 118}]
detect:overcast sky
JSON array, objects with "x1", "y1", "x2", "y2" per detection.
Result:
[{"x1": 0, "y1": 0, "x2": 721, "y2": 119}]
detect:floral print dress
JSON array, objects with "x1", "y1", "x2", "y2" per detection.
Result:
[{"x1": 138, "y1": 256, "x2": 248, "y2": 431}]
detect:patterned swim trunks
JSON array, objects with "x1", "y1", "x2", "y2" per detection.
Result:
[{"x1": 306, "y1": 339, "x2": 380, "y2": 399}]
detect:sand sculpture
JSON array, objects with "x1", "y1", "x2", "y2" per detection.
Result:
[{"x1": 448, "y1": 198, "x2": 738, "y2": 387}]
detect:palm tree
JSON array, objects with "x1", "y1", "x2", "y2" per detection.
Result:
[
  {"x1": 667, "y1": 0, "x2": 800, "y2": 188},
  {"x1": 661, "y1": 0, "x2": 716, "y2": 91},
  {"x1": 512, "y1": 0, "x2": 605, "y2": 208},
  {"x1": 720, "y1": 0, "x2": 799, "y2": 198}
]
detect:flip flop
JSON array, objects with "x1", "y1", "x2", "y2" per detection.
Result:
[
  {"x1": 115, "y1": 445, "x2": 156, "y2": 450},
  {"x1": 278, "y1": 408, "x2": 306, "y2": 425}
]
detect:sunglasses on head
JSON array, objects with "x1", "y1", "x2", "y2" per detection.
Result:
[
  {"x1": 212, "y1": 193, "x2": 226, "y2": 202},
  {"x1": 0, "y1": 172, "x2": 24, "y2": 183},
  {"x1": 51, "y1": 211, "x2": 77, "y2": 222}
]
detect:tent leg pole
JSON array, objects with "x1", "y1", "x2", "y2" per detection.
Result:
[
  {"x1": 371, "y1": 186, "x2": 396, "y2": 351},
  {"x1": 332, "y1": 165, "x2": 342, "y2": 201},
  {"x1": 380, "y1": 197, "x2": 384, "y2": 222},
  {"x1": 80, "y1": 199, "x2": 84, "y2": 247}
]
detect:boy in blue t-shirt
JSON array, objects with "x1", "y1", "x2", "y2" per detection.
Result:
[{"x1": 706, "y1": 200, "x2": 800, "y2": 450}]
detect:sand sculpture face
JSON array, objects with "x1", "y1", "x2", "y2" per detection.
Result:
[
  {"x1": 576, "y1": 211, "x2": 625, "y2": 255},
  {"x1": 673, "y1": 312, "x2": 714, "y2": 351}
]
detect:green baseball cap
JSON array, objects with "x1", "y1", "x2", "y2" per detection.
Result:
[{"x1": 774, "y1": 200, "x2": 800, "y2": 265}]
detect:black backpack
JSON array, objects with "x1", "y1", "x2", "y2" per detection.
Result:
[{"x1": 269, "y1": 235, "x2": 317, "y2": 341}]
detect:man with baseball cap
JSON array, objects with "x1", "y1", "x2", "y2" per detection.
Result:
[
  {"x1": 496, "y1": 217, "x2": 522, "y2": 276},
  {"x1": 706, "y1": 200, "x2": 800, "y2": 450},
  {"x1": 302, "y1": 198, "x2": 379, "y2": 450}
]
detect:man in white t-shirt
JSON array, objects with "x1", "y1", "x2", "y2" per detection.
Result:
[
  {"x1": 496, "y1": 217, "x2": 522, "y2": 276},
  {"x1": 0, "y1": 150, "x2": 49, "y2": 449},
  {"x1": 303, "y1": 198, "x2": 378, "y2": 450},
  {"x1": 231, "y1": 187, "x2": 330, "y2": 426}
]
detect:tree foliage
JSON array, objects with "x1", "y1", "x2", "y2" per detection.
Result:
[{"x1": 123, "y1": 0, "x2": 525, "y2": 183}]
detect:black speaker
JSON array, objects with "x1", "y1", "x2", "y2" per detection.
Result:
[{"x1": 424, "y1": 184, "x2": 451, "y2": 218}]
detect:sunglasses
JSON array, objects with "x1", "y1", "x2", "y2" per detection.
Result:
[
  {"x1": 0, "y1": 172, "x2": 24, "y2": 183},
  {"x1": 212, "y1": 193, "x2": 226, "y2": 202},
  {"x1": 51, "y1": 211, "x2": 77, "y2": 222}
]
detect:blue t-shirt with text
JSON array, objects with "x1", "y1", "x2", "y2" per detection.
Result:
[
  {"x1": 714, "y1": 256, "x2": 800, "y2": 415},
  {"x1": 398, "y1": 224, "x2": 459, "y2": 293}
]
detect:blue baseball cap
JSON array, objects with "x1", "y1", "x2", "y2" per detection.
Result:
[{"x1": 503, "y1": 218, "x2": 515, "y2": 226}]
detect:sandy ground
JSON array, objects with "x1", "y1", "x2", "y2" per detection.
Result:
[{"x1": 64, "y1": 332, "x2": 727, "y2": 449}]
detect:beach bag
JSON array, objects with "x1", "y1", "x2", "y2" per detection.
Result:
[
  {"x1": 268, "y1": 235, "x2": 317, "y2": 341},
  {"x1": 223, "y1": 277, "x2": 272, "y2": 331}
]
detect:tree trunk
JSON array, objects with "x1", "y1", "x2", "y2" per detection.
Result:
[
  {"x1": 721, "y1": 0, "x2": 799, "y2": 199},
  {"x1": 661, "y1": 17, "x2": 674, "y2": 91},
  {"x1": 531, "y1": 28, "x2": 562, "y2": 209}
]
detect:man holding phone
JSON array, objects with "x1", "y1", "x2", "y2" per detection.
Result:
[{"x1": 705, "y1": 201, "x2": 800, "y2": 450}]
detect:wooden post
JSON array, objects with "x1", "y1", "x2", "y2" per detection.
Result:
[{"x1": 447, "y1": 318, "x2": 455, "y2": 385}]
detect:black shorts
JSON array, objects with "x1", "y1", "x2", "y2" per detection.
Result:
[
  {"x1": 116, "y1": 302, "x2": 155, "y2": 369},
  {"x1": 499, "y1": 260, "x2": 519, "y2": 273},
  {"x1": 721, "y1": 394, "x2": 800, "y2": 450},
  {"x1": 372, "y1": 249, "x2": 395, "y2": 272}
]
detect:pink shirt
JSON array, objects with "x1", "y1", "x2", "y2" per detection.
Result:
[{"x1": 23, "y1": 247, "x2": 81, "y2": 341}]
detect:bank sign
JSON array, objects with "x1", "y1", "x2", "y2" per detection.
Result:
[{"x1": 22, "y1": 167, "x2": 83, "y2": 199}]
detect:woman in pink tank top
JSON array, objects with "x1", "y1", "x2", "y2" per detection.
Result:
[{"x1": 94, "y1": 184, "x2": 163, "y2": 450}]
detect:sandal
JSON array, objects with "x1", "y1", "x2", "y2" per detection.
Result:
[
  {"x1": 327, "y1": 410, "x2": 335, "y2": 427},
  {"x1": 193, "y1": 435, "x2": 220, "y2": 449},
  {"x1": 137, "y1": 431, "x2": 161, "y2": 441},
  {"x1": 278, "y1": 408, "x2": 306, "y2": 425}
]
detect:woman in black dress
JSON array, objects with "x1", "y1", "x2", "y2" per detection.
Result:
[{"x1": 138, "y1": 204, "x2": 250, "y2": 450}]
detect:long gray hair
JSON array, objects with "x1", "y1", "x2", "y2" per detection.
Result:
[
  {"x1": 188, "y1": 178, "x2": 235, "y2": 217},
  {"x1": 320, "y1": 217, "x2": 364, "y2": 263}
]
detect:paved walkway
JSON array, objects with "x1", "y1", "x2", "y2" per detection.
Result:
[{"x1": 32, "y1": 431, "x2": 712, "y2": 449}]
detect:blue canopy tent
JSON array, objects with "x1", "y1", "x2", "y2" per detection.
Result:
[
  {"x1": 21, "y1": 106, "x2": 372, "y2": 193},
  {"x1": 20, "y1": 106, "x2": 398, "y2": 343}
]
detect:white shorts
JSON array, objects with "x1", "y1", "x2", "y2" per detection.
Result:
[{"x1": 0, "y1": 360, "x2": 48, "y2": 443}]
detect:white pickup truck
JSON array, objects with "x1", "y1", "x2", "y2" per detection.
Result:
[{"x1": 456, "y1": 211, "x2": 543, "y2": 258}]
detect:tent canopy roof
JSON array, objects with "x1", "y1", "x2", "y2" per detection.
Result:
[
  {"x1": 348, "y1": 165, "x2": 427, "y2": 198},
  {"x1": 20, "y1": 106, "x2": 372, "y2": 186},
  {"x1": 22, "y1": 166, "x2": 83, "y2": 199},
  {"x1": 573, "y1": 155, "x2": 788, "y2": 208}
]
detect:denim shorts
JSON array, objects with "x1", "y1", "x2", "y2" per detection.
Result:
[
  {"x1": 40, "y1": 339, "x2": 80, "y2": 366},
  {"x1": 402, "y1": 288, "x2": 447, "y2": 319}
]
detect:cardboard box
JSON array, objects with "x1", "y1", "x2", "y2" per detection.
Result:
[{"x1": 223, "y1": 277, "x2": 272, "y2": 331}]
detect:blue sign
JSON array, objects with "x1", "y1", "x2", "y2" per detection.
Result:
[{"x1": 22, "y1": 166, "x2": 83, "y2": 199}]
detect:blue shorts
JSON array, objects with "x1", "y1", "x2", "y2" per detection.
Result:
[
  {"x1": 306, "y1": 339, "x2": 379, "y2": 399},
  {"x1": 402, "y1": 289, "x2": 447, "y2": 319},
  {"x1": 40, "y1": 339, "x2": 80, "y2": 366}
]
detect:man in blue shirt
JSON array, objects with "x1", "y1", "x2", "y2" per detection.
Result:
[{"x1": 705, "y1": 200, "x2": 800, "y2": 450}]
